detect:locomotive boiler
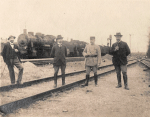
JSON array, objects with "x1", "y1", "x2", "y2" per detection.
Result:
[{"x1": 18, "y1": 31, "x2": 55, "y2": 59}]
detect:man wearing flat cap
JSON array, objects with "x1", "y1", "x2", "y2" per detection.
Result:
[
  {"x1": 82, "y1": 36, "x2": 101, "y2": 86},
  {"x1": 50, "y1": 35, "x2": 67, "y2": 88},
  {"x1": 1, "y1": 35, "x2": 24, "y2": 85},
  {"x1": 109, "y1": 32, "x2": 130, "y2": 90}
]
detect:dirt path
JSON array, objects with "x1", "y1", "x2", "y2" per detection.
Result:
[{"x1": 5, "y1": 63, "x2": 150, "y2": 117}]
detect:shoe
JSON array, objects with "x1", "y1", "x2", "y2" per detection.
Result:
[
  {"x1": 11, "y1": 82, "x2": 15, "y2": 85},
  {"x1": 17, "y1": 81, "x2": 22, "y2": 85},
  {"x1": 124, "y1": 85, "x2": 129, "y2": 90},
  {"x1": 116, "y1": 85, "x2": 122, "y2": 88},
  {"x1": 95, "y1": 84, "x2": 98, "y2": 87},
  {"x1": 53, "y1": 84, "x2": 57, "y2": 88}
]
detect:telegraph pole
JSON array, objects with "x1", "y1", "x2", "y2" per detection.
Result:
[
  {"x1": 129, "y1": 34, "x2": 133, "y2": 56},
  {"x1": 109, "y1": 35, "x2": 112, "y2": 47}
]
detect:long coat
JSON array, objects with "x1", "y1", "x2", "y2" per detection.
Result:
[
  {"x1": 83, "y1": 44, "x2": 101, "y2": 67},
  {"x1": 1, "y1": 42, "x2": 21, "y2": 65},
  {"x1": 109, "y1": 41, "x2": 130, "y2": 66},
  {"x1": 50, "y1": 44, "x2": 67, "y2": 66}
]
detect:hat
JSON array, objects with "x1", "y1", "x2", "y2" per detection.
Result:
[
  {"x1": 114, "y1": 32, "x2": 123, "y2": 37},
  {"x1": 8, "y1": 35, "x2": 16, "y2": 40},
  {"x1": 90, "y1": 36, "x2": 95, "y2": 39},
  {"x1": 56, "y1": 35, "x2": 63, "y2": 40}
]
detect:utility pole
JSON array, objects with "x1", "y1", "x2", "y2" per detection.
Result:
[
  {"x1": 129, "y1": 34, "x2": 133, "y2": 56},
  {"x1": 109, "y1": 35, "x2": 112, "y2": 47}
]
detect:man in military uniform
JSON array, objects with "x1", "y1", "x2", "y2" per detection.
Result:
[
  {"x1": 83, "y1": 36, "x2": 101, "y2": 86},
  {"x1": 50, "y1": 35, "x2": 67, "y2": 88},
  {"x1": 2, "y1": 35, "x2": 24, "y2": 85},
  {"x1": 109, "y1": 32, "x2": 130, "y2": 90}
]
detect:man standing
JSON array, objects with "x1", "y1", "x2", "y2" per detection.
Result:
[
  {"x1": 83, "y1": 36, "x2": 101, "y2": 86},
  {"x1": 109, "y1": 32, "x2": 130, "y2": 90},
  {"x1": 50, "y1": 35, "x2": 67, "y2": 88},
  {"x1": 2, "y1": 36, "x2": 24, "y2": 85}
]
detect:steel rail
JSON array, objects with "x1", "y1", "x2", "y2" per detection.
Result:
[
  {"x1": 0, "y1": 60, "x2": 137, "y2": 114},
  {"x1": 21, "y1": 57, "x2": 85, "y2": 63},
  {"x1": 140, "y1": 60, "x2": 150, "y2": 69},
  {"x1": 0, "y1": 59, "x2": 137, "y2": 92}
]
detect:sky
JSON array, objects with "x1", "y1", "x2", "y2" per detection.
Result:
[{"x1": 0, "y1": 0, "x2": 150, "y2": 52}]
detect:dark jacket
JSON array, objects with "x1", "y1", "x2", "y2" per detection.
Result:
[
  {"x1": 1, "y1": 42, "x2": 21, "y2": 65},
  {"x1": 50, "y1": 44, "x2": 67, "y2": 66},
  {"x1": 109, "y1": 41, "x2": 130, "y2": 66}
]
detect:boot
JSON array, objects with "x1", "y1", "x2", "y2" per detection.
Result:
[
  {"x1": 124, "y1": 85, "x2": 129, "y2": 90},
  {"x1": 54, "y1": 74, "x2": 57, "y2": 88},
  {"x1": 116, "y1": 72, "x2": 122, "y2": 88},
  {"x1": 94, "y1": 74, "x2": 98, "y2": 86},
  {"x1": 62, "y1": 74, "x2": 65, "y2": 86},
  {"x1": 17, "y1": 68, "x2": 23, "y2": 85},
  {"x1": 123, "y1": 73, "x2": 129, "y2": 90},
  {"x1": 84, "y1": 75, "x2": 89, "y2": 86}
]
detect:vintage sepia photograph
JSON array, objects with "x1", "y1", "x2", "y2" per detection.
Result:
[{"x1": 0, "y1": 0, "x2": 150, "y2": 117}]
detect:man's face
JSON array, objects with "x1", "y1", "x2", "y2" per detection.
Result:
[
  {"x1": 57, "y1": 39, "x2": 63, "y2": 44},
  {"x1": 9, "y1": 37, "x2": 15, "y2": 43},
  {"x1": 90, "y1": 39, "x2": 95, "y2": 45},
  {"x1": 115, "y1": 36, "x2": 122, "y2": 42}
]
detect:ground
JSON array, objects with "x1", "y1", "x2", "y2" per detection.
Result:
[
  {"x1": 0, "y1": 56, "x2": 112, "y2": 86},
  {"x1": 5, "y1": 63, "x2": 150, "y2": 117}
]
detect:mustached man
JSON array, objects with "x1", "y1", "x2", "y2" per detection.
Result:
[{"x1": 2, "y1": 35, "x2": 24, "y2": 85}]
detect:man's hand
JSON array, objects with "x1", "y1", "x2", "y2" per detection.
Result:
[
  {"x1": 15, "y1": 49, "x2": 19, "y2": 52},
  {"x1": 114, "y1": 45, "x2": 119, "y2": 51}
]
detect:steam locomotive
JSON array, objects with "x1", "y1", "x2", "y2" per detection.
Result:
[{"x1": 1, "y1": 30, "x2": 110, "y2": 59}]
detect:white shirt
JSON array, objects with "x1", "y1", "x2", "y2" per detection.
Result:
[{"x1": 10, "y1": 42, "x2": 14, "y2": 49}]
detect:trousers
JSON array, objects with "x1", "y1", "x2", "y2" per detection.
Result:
[
  {"x1": 86, "y1": 66, "x2": 97, "y2": 75},
  {"x1": 7, "y1": 58, "x2": 24, "y2": 84},
  {"x1": 53, "y1": 65, "x2": 66, "y2": 85},
  {"x1": 114, "y1": 64, "x2": 128, "y2": 86}
]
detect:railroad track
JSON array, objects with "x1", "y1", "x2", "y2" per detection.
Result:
[
  {"x1": 21, "y1": 57, "x2": 85, "y2": 65},
  {"x1": 0, "y1": 59, "x2": 137, "y2": 115},
  {"x1": 0, "y1": 59, "x2": 137, "y2": 92},
  {"x1": 140, "y1": 58, "x2": 150, "y2": 69}
]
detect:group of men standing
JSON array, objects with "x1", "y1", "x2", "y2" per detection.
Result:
[{"x1": 2, "y1": 32, "x2": 130, "y2": 90}]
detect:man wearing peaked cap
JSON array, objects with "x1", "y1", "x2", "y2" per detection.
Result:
[
  {"x1": 82, "y1": 36, "x2": 101, "y2": 86},
  {"x1": 1, "y1": 35, "x2": 24, "y2": 85},
  {"x1": 50, "y1": 35, "x2": 67, "y2": 88},
  {"x1": 109, "y1": 32, "x2": 130, "y2": 90}
]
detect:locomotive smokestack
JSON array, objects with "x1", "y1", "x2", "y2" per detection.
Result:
[{"x1": 23, "y1": 29, "x2": 27, "y2": 34}]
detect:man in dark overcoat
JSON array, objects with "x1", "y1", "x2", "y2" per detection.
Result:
[
  {"x1": 1, "y1": 35, "x2": 24, "y2": 84},
  {"x1": 50, "y1": 35, "x2": 67, "y2": 88},
  {"x1": 109, "y1": 32, "x2": 130, "y2": 90}
]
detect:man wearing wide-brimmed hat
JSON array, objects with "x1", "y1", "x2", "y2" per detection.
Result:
[
  {"x1": 1, "y1": 35, "x2": 24, "y2": 85},
  {"x1": 50, "y1": 35, "x2": 67, "y2": 88},
  {"x1": 109, "y1": 32, "x2": 130, "y2": 90},
  {"x1": 82, "y1": 36, "x2": 101, "y2": 86}
]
